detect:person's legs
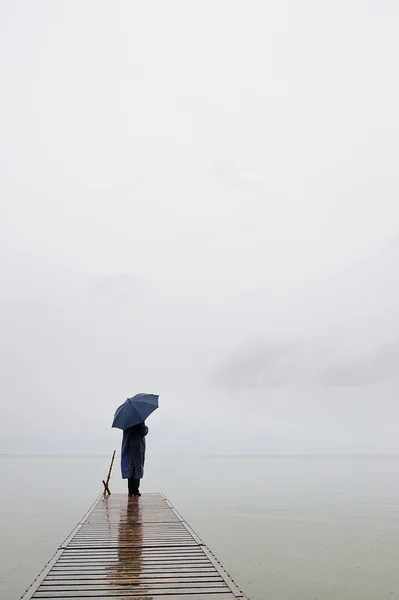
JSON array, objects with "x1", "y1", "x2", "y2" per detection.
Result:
[
  {"x1": 128, "y1": 478, "x2": 135, "y2": 496},
  {"x1": 133, "y1": 478, "x2": 141, "y2": 496},
  {"x1": 128, "y1": 478, "x2": 141, "y2": 496}
]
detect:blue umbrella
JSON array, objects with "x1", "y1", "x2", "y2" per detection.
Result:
[{"x1": 112, "y1": 393, "x2": 159, "y2": 430}]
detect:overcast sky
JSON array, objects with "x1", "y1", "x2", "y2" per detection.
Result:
[{"x1": 1, "y1": 1, "x2": 398, "y2": 455}]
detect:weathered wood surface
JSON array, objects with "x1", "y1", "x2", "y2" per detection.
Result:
[{"x1": 21, "y1": 493, "x2": 248, "y2": 599}]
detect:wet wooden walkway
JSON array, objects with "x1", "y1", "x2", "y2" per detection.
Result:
[{"x1": 21, "y1": 493, "x2": 248, "y2": 600}]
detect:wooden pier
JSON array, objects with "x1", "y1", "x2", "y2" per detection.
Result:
[{"x1": 21, "y1": 493, "x2": 248, "y2": 599}]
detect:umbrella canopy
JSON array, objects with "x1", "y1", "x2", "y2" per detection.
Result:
[{"x1": 112, "y1": 393, "x2": 159, "y2": 430}]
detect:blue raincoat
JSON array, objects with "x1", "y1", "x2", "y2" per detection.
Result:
[{"x1": 121, "y1": 423, "x2": 148, "y2": 479}]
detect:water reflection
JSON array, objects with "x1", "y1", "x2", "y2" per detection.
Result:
[{"x1": 106, "y1": 497, "x2": 150, "y2": 598}]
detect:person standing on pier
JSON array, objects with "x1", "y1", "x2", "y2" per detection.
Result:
[
  {"x1": 112, "y1": 393, "x2": 159, "y2": 497},
  {"x1": 121, "y1": 422, "x2": 148, "y2": 497}
]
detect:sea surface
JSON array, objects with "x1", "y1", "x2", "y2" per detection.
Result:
[{"x1": 0, "y1": 454, "x2": 398, "y2": 600}]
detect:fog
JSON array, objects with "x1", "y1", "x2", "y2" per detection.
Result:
[{"x1": 1, "y1": 1, "x2": 398, "y2": 455}]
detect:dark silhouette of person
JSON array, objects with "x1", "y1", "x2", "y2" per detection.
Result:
[{"x1": 121, "y1": 422, "x2": 148, "y2": 497}]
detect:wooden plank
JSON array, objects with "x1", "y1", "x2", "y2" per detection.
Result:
[
  {"x1": 57, "y1": 555, "x2": 207, "y2": 560},
  {"x1": 60, "y1": 547, "x2": 204, "y2": 553},
  {"x1": 54, "y1": 558, "x2": 209, "y2": 564},
  {"x1": 57, "y1": 555, "x2": 210, "y2": 561},
  {"x1": 59, "y1": 548, "x2": 205, "y2": 554},
  {"x1": 32, "y1": 595, "x2": 237, "y2": 600},
  {"x1": 49, "y1": 569, "x2": 218, "y2": 575},
  {"x1": 42, "y1": 576, "x2": 224, "y2": 583},
  {"x1": 21, "y1": 493, "x2": 248, "y2": 600},
  {"x1": 37, "y1": 582, "x2": 228, "y2": 590},
  {"x1": 34, "y1": 588, "x2": 232, "y2": 597},
  {"x1": 55, "y1": 558, "x2": 210, "y2": 564},
  {"x1": 44, "y1": 575, "x2": 222, "y2": 582},
  {"x1": 52, "y1": 567, "x2": 214, "y2": 573},
  {"x1": 50, "y1": 563, "x2": 216, "y2": 568}
]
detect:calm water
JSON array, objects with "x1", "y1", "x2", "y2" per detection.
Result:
[{"x1": 1, "y1": 455, "x2": 399, "y2": 600}]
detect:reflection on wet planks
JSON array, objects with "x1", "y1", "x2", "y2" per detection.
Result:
[{"x1": 21, "y1": 493, "x2": 249, "y2": 599}]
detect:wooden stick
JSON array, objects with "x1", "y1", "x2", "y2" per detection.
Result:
[
  {"x1": 102, "y1": 450, "x2": 116, "y2": 495},
  {"x1": 106, "y1": 450, "x2": 116, "y2": 486}
]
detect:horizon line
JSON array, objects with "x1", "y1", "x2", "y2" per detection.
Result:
[{"x1": 1, "y1": 452, "x2": 399, "y2": 458}]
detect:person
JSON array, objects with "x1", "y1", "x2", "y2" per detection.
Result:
[{"x1": 121, "y1": 422, "x2": 148, "y2": 497}]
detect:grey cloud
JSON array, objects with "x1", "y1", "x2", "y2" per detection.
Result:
[
  {"x1": 323, "y1": 341, "x2": 399, "y2": 387},
  {"x1": 212, "y1": 338, "x2": 399, "y2": 390},
  {"x1": 210, "y1": 339, "x2": 305, "y2": 389}
]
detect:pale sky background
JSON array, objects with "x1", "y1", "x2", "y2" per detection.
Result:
[{"x1": 1, "y1": 1, "x2": 398, "y2": 455}]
